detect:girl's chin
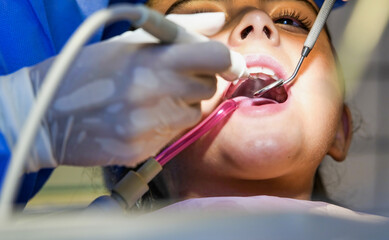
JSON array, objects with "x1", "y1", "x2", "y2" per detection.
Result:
[
  {"x1": 229, "y1": 139, "x2": 297, "y2": 175},
  {"x1": 197, "y1": 94, "x2": 304, "y2": 178},
  {"x1": 204, "y1": 120, "x2": 303, "y2": 179}
]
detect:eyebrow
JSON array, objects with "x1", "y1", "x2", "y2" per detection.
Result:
[
  {"x1": 267, "y1": 0, "x2": 319, "y2": 14},
  {"x1": 165, "y1": 0, "x2": 221, "y2": 14},
  {"x1": 166, "y1": 0, "x2": 319, "y2": 15}
]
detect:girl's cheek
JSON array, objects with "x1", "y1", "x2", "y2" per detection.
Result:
[
  {"x1": 201, "y1": 77, "x2": 229, "y2": 116},
  {"x1": 210, "y1": 31, "x2": 232, "y2": 47}
]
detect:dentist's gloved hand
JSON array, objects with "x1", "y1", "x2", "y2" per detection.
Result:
[
  {"x1": 115, "y1": 12, "x2": 226, "y2": 43},
  {"x1": 0, "y1": 13, "x2": 228, "y2": 172}
]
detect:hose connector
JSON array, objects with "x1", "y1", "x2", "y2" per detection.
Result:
[{"x1": 112, "y1": 157, "x2": 162, "y2": 210}]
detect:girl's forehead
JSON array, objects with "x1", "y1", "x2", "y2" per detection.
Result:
[{"x1": 149, "y1": 0, "x2": 319, "y2": 15}]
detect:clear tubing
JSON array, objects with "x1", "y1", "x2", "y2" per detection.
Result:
[{"x1": 156, "y1": 99, "x2": 238, "y2": 166}]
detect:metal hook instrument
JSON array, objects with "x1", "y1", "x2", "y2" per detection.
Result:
[{"x1": 253, "y1": 0, "x2": 336, "y2": 97}]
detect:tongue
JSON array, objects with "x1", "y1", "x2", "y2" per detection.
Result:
[{"x1": 231, "y1": 78, "x2": 268, "y2": 98}]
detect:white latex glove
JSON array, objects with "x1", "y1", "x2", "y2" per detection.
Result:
[{"x1": 0, "y1": 13, "x2": 229, "y2": 172}]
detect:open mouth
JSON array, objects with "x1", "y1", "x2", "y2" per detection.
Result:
[{"x1": 224, "y1": 69, "x2": 289, "y2": 106}]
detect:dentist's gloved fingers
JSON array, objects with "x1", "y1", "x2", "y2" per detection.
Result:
[
  {"x1": 108, "y1": 28, "x2": 158, "y2": 44},
  {"x1": 117, "y1": 98, "x2": 201, "y2": 141},
  {"x1": 166, "y1": 12, "x2": 226, "y2": 36},
  {"x1": 171, "y1": 75, "x2": 217, "y2": 104},
  {"x1": 127, "y1": 71, "x2": 216, "y2": 105},
  {"x1": 118, "y1": 100, "x2": 201, "y2": 166},
  {"x1": 110, "y1": 12, "x2": 227, "y2": 44},
  {"x1": 109, "y1": 12, "x2": 226, "y2": 44},
  {"x1": 162, "y1": 41, "x2": 231, "y2": 74},
  {"x1": 55, "y1": 98, "x2": 201, "y2": 167}
]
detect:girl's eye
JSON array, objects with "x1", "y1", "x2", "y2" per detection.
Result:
[
  {"x1": 273, "y1": 10, "x2": 311, "y2": 33},
  {"x1": 275, "y1": 18, "x2": 303, "y2": 28}
]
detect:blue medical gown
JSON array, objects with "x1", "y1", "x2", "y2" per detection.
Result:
[{"x1": 0, "y1": 0, "x2": 147, "y2": 206}]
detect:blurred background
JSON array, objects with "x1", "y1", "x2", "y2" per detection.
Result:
[
  {"x1": 26, "y1": 0, "x2": 389, "y2": 217},
  {"x1": 321, "y1": 0, "x2": 389, "y2": 217}
]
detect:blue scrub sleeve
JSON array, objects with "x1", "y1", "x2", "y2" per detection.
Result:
[
  {"x1": 0, "y1": 129, "x2": 52, "y2": 206},
  {"x1": 0, "y1": 0, "x2": 147, "y2": 205},
  {"x1": 0, "y1": 132, "x2": 11, "y2": 192}
]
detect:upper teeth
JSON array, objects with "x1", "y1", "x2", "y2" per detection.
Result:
[
  {"x1": 232, "y1": 67, "x2": 279, "y2": 85},
  {"x1": 248, "y1": 67, "x2": 276, "y2": 77}
]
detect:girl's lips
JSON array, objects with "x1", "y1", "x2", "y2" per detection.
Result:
[
  {"x1": 244, "y1": 54, "x2": 288, "y2": 80},
  {"x1": 220, "y1": 54, "x2": 291, "y2": 115},
  {"x1": 231, "y1": 95, "x2": 290, "y2": 117},
  {"x1": 233, "y1": 96, "x2": 278, "y2": 106}
]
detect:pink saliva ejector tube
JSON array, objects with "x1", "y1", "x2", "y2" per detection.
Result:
[
  {"x1": 156, "y1": 99, "x2": 238, "y2": 166},
  {"x1": 98, "y1": 100, "x2": 237, "y2": 211},
  {"x1": 97, "y1": 99, "x2": 237, "y2": 211}
]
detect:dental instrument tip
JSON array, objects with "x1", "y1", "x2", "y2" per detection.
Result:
[{"x1": 253, "y1": 79, "x2": 284, "y2": 97}]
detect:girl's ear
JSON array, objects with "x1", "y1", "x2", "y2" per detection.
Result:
[{"x1": 328, "y1": 105, "x2": 353, "y2": 162}]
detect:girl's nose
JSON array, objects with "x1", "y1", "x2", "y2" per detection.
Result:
[{"x1": 229, "y1": 10, "x2": 280, "y2": 47}]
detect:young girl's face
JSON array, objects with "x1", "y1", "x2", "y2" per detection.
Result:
[{"x1": 148, "y1": 0, "x2": 350, "y2": 200}]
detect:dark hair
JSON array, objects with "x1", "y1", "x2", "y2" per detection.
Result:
[
  {"x1": 103, "y1": 165, "x2": 167, "y2": 211},
  {"x1": 311, "y1": 169, "x2": 340, "y2": 205}
]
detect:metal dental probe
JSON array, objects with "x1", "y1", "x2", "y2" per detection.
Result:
[{"x1": 253, "y1": 0, "x2": 336, "y2": 97}]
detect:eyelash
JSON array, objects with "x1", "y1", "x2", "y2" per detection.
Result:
[
  {"x1": 167, "y1": 6, "x2": 312, "y2": 33},
  {"x1": 273, "y1": 9, "x2": 312, "y2": 31},
  {"x1": 189, "y1": 8, "x2": 215, "y2": 14}
]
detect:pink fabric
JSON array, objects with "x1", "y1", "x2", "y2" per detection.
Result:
[{"x1": 158, "y1": 196, "x2": 386, "y2": 222}]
